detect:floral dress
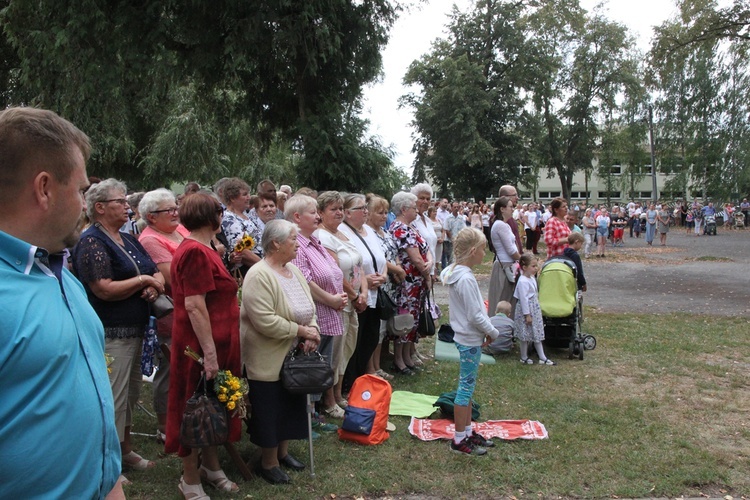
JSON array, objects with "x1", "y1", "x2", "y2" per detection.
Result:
[
  {"x1": 221, "y1": 210, "x2": 262, "y2": 267},
  {"x1": 389, "y1": 219, "x2": 429, "y2": 342}
]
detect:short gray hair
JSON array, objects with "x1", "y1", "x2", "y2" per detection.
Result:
[
  {"x1": 343, "y1": 192, "x2": 365, "y2": 212},
  {"x1": 86, "y1": 178, "x2": 127, "y2": 220},
  {"x1": 316, "y1": 190, "x2": 344, "y2": 212},
  {"x1": 410, "y1": 182, "x2": 433, "y2": 198},
  {"x1": 139, "y1": 188, "x2": 176, "y2": 223},
  {"x1": 284, "y1": 194, "x2": 317, "y2": 221},
  {"x1": 391, "y1": 191, "x2": 417, "y2": 216},
  {"x1": 262, "y1": 219, "x2": 298, "y2": 254}
]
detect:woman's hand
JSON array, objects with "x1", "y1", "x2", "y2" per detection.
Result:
[
  {"x1": 141, "y1": 275, "x2": 165, "y2": 294},
  {"x1": 297, "y1": 325, "x2": 320, "y2": 344},
  {"x1": 140, "y1": 285, "x2": 160, "y2": 302},
  {"x1": 354, "y1": 293, "x2": 368, "y2": 313},
  {"x1": 203, "y1": 352, "x2": 219, "y2": 380},
  {"x1": 300, "y1": 338, "x2": 319, "y2": 353},
  {"x1": 366, "y1": 273, "x2": 386, "y2": 289},
  {"x1": 331, "y1": 292, "x2": 348, "y2": 311},
  {"x1": 229, "y1": 250, "x2": 243, "y2": 265},
  {"x1": 389, "y1": 264, "x2": 406, "y2": 284},
  {"x1": 525, "y1": 314, "x2": 533, "y2": 325}
]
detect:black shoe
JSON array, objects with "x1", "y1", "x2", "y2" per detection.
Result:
[
  {"x1": 469, "y1": 432, "x2": 496, "y2": 448},
  {"x1": 279, "y1": 454, "x2": 305, "y2": 471},
  {"x1": 255, "y1": 465, "x2": 291, "y2": 485}
]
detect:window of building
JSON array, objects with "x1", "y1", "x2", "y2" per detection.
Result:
[
  {"x1": 598, "y1": 191, "x2": 621, "y2": 199},
  {"x1": 538, "y1": 191, "x2": 562, "y2": 199},
  {"x1": 638, "y1": 191, "x2": 652, "y2": 199},
  {"x1": 608, "y1": 165, "x2": 622, "y2": 175},
  {"x1": 570, "y1": 191, "x2": 590, "y2": 199}
]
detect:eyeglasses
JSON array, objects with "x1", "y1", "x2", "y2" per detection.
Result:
[
  {"x1": 349, "y1": 205, "x2": 368, "y2": 211},
  {"x1": 216, "y1": 207, "x2": 225, "y2": 215},
  {"x1": 151, "y1": 207, "x2": 179, "y2": 215},
  {"x1": 102, "y1": 198, "x2": 128, "y2": 205}
]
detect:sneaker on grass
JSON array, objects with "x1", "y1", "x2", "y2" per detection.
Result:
[
  {"x1": 450, "y1": 437, "x2": 487, "y2": 456},
  {"x1": 468, "y1": 432, "x2": 495, "y2": 448}
]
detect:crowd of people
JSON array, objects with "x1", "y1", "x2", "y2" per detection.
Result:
[{"x1": 5, "y1": 107, "x2": 748, "y2": 498}]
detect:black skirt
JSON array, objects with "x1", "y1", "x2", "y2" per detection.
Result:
[{"x1": 246, "y1": 379, "x2": 308, "y2": 448}]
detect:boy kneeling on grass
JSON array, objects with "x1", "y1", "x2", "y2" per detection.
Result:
[
  {"x1": 440, "y1": 228, "x2": 499, "y2": 456},
  {"x1": 484, "y1": 301, "x2": 515, "y2": 356}
]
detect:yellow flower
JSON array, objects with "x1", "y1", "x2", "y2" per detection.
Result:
[
  {"x1": 218, "y1": 394, "x2": 228, "y2": 402},
  {"x1": 227, "y1": 401, "x2": 236, "y2": 410},
  {"x1": 230, "y1": 380, "x2": 240, "y2": 391},
  {"x1": 220, "y1": 386, "x2": 228, "y2": 393}
]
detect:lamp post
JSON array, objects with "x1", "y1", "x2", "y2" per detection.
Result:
[{"x1": 648, "y1": 105, "x2": 657, "y2": 203}]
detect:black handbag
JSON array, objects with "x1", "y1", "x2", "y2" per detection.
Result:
[
  {"x1": 376, "y1": 287, "x2": 397, "y2": 321},
  {"x1": 180, "y1": 374, "x2": 229, "y2": 448},
  {"x1": 280, "y1": 344, "x2": 334, "y2": 395},
  {"x1": 417, "y1": 291, "x2": 436, "y2": 337}
]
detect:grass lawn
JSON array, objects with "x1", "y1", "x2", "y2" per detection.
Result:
[{"x1": 126, "y1": 310, "x2": 750, "y2": 499}]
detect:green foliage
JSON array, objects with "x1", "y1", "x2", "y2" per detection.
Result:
[{"x1": 0, "y1": 0, "x2": 401, "y2": 190}]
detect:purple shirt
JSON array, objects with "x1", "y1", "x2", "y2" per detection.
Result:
[{"x1": 291, "y1": 233, "x2": 344, "y2": 336}]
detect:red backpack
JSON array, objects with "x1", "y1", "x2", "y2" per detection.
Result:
[{"x1": 338, "y1": 374, "x2": 392, "y2": 445}]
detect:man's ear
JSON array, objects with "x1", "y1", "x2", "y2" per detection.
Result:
[{"x1": 32, "y1": 171, "x2": 53, "y2": 211}]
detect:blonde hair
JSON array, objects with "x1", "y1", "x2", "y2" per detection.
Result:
[
  {"x1": 452, "y1": 227, "x2": 486, "y2": 265},
  {"x1": 495, "y1": 300, "x2": 512, "y2": 315},
  {"x1": 567, "y1": 232, "x2": 584, "y2": 245}
]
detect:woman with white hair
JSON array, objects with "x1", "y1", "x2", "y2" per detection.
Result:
[
  {"x1": 410, "y1": 183, "x2": 437, "y2": 277},
  {"x1": 241, "y1": 219, "x2": 320, "y2": 485},
  {"x1": 73, "y1": 178, "x2": 165, "y2": 482},
  {"x1": 137, "y1": 188, "x2": 189, "y2": 443},
  {"x1": 389, "y1": 191, "x2": 432, "y2": 375}
]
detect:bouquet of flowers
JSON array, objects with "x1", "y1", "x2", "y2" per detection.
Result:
[
  {"x1": 184, "y1": 346, "x2": 249, "y2": 418},
  {"x1": 214, "y1": 370, "x2": 249, "y2": 418},
  {"x1": 234, "y1": 233, "x2": 256, "y2": 253}
]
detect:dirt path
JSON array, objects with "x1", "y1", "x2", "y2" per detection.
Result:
[{"x1": 434, "y1": 228, "x2": 750, "y2": 317}]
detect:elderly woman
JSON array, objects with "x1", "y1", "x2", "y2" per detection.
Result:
[
  {"x1": 657, "y1": 203, "x2": 670, "y2": 245},
  {"x1": 366, "y1": 194, "x2": 405, "y2": 380},
  {"x1": 250, "y1": 192, "x2": 279, "y2": 253},
  {"x1": 137, "y1": 188, "x2": 189, "y2": 443},
  {"x1": 166, "y1": 193, "x2": 241, "y2": 498},
  {"x1": 221, "y1": 177, "x2": 260, "y2": 274},
  {"x1": 487, "y1": 196, "x2": 521, "y2": 316},
  {"x1": 410, "y1": 183, "x2": 437, "y2": 278},
  {"x1": 543, "y1": 197, "x2": 571, "y2": 258},
  {"x1": 73, "y1": 178, "x2": 165, "y2": 479},
  {"x1": 389, "y1": 191, "x2": 432, "y2": 375},
  {"x1": 315, "y1": 191, "x2": 367, "y2": 418},
  {"x1": 241, "y1": 220, "x2": 321, "y2": 485},
  {"x1": 581, "y1": 208, "x2": 597, "y2": 258},
  {"x1": 285, "y1": 194, "x2": 347, "y2": 425},
  {"x1": 339, "y1": 193, "x2": 388, "y2": 389}
]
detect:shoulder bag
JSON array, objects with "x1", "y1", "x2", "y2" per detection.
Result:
[
  {"x1": 180, "y1": 374, "x2": 229, "y2": 448},
  {"x1": 417, "y1": 290, "x2": 436, "y2": 337},
  {"x1": 344, "y1": 222, "x2": 397, "y2": 320},
  {"x1": 280, "y1": 344, "x2": 334, "y2": 395}
]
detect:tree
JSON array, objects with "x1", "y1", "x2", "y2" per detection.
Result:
[
  {"x1": 524, "y1": 0, "x2": 639, "y2": 200},
  {"x1": 402, "y1": 0, "x2": 529, "y2": 201},
  {"x1": 0, "y1": 0, "x2": 401, "y2": 189}
]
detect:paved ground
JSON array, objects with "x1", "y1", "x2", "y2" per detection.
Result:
[{"x1": 434, "y1": 227, "x2": 750, "y2": 317}]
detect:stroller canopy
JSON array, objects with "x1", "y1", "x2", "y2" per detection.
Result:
[{"x1": 538, "y1": 258, "x2": 578, "y2": 318}]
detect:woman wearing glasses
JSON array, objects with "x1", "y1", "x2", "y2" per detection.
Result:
[
  {"x1": 137, "y1": 188, "x2": 189, "y2": 444},
  {"x1": 73, "y1": 179, "x2": 165, "y2": 484}
]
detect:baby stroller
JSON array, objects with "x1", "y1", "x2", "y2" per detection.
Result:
[
  {"x1": 704, "y1": 214, "x2": 717, "y2": 235},
  {"x1": 537, "y1": 257, "x2": 596, "y2": 360}
]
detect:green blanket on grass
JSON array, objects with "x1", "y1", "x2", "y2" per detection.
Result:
[
  {"x1": 434, "y1": 339, "x2": 496, "y2": 364},
  {"x1": 389, "y1": 391, "x2": 440, "y2": 418}
]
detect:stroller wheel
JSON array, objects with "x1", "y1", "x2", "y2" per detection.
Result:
[
  {"x1": 568, "y1": 341, "x2": 575, "y2": 359},
  {"x1": 583, "y1": 335, "x2": 597, "y2": 351},
  {"x1": 577, "y1": 343, "x2": 584, "y2": 360}
]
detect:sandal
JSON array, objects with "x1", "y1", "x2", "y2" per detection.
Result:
[
  {"x1": 156, "y1": 429, "x2": 166, "y2": 444},
  {"x1": 324, "y1": 404, "x2": 345, "y2": 419},
  {"x1": 336, "y1": 398, "x2": 348, "y2": 408},
  {"x1": 519, "y1": 358, "x2": 534, "y2": 365},
  {"x1": 539, "y1": 358, "x2": 557, "y2": 365},
  {"x1": 118, "y1": 474, "x2": 132, "y2": 486},
  {"x1": 375, "y1": 369, "x2": 394, "y2": 380},
  {"x1": 200, "y1": 465, "x2": 239, "y2": 493},
  {"x1": 122, "y1": 451, "x2": 155, "y2": 471},
  {"x1": 391, "y1": 364, "x2": 415, "y2": 376},
  {"x1": 178, "y1": 476, "x2": 210, "y2": 500}
]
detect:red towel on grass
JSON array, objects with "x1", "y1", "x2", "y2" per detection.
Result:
[{"x1": 408, "y1": 417, "x2": 548, "y2": 441}]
